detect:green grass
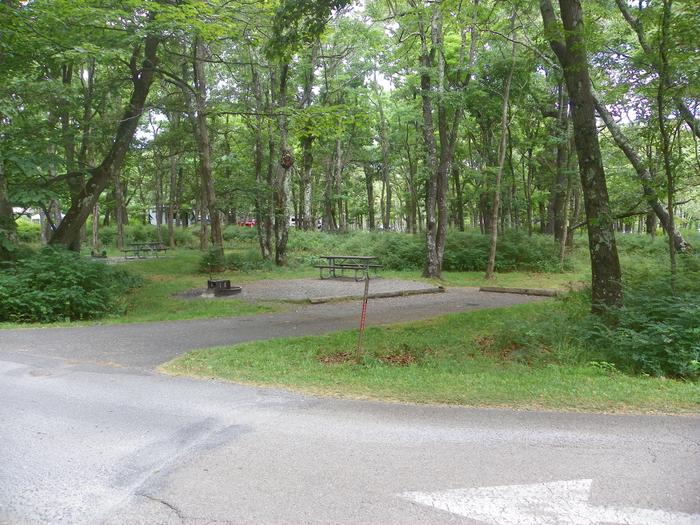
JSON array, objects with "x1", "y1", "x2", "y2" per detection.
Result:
[{"x1": 162, "y1": 300, "x2": 700, "y2": 414}]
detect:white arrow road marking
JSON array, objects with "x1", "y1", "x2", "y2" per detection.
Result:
[{"x1": 401, "y1": 479, "x2": 700, "y2": 525}]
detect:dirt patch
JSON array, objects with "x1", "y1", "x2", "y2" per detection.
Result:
[
  {"x1": 378, "y1": 353, "x2": 417, "y2": 366},
  {"x1": 318, "y1": 352, "x2": 354, "y2": 365},
  {"x1": 474, "y1": 335, "x2": 518, "y2": 360},
  {"x1": 173, "y1": 288, "x2": 207, "y2": 300}
]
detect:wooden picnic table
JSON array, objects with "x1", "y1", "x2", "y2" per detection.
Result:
[
  {"x1": 314, "y1": 255, "x2": 382, "y2": 281},
  {"x1": 122, "y1": 242, "x2": 168, "y2": 259}
]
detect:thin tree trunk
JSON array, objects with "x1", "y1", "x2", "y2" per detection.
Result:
[
  {"x1": 114, "y1": 172, "x2": 126, "y2": 250},
  {"x1": 485, "y1": 17, "x2": 516, "y2": 279},
  {"x1": 167, "y1": 115, "x2": 178, "y2": 248},
  {"x1": 524, "y1": 147, "x2": 534, "y2": 236},
  {"x1": 91, "y1": 201, "x2": 100, "y2": 253},
  {"x1": 375, "y1": 91, "x2": 392, "y2": 230},
  {"x1": 364, "y1": 164, "x2": 375, "y2": 230},
  {"x1": 416, "y1": 5, "x2": 440, "y2": 277},
  {"x1": 274, "y1": 63, "x2": 291, "y2": 265},
  {"x1": 552, "y1": 83, "x2": 570, "y2": 243},
  {"x1": 298, "y1": 44, "x2": 318, "y2": 231},
  {"x1": 657, "y1": 0, "x2": 677, "y2": 289}
]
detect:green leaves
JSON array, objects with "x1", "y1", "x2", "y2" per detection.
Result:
[
  {"x1": 0, "y1": 247, "x2": 142, "y2": 323},
  {"x1": 267, "y1": 0, "x2": 352, "y2": 59}
]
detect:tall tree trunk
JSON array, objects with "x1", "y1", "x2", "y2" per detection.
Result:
[
  {"x1": 417, "y1": 6, "x2": 440, "y2": 277},
  {"x1": 298, "y1": 44, "x2": 318, "y2": 231},
  {"x1": 363, "y1": 164, "x2": 375, "y2": 231},
  {"x1": 323, "y1": 159, "x2": 334, "y2": 231},
  {"x1": 551, "y1": 83, "x2": 570, "y2": 243},
  {"x1": 540, "y1": 0, "x2": 623, "y2": 312},
  {"x1": 453, "y1": 165, "x2": 465, "y2": 231},
  {"x1": 249, "y1": 57, "x2": 272, "y2": 259},
  {"x1": 375, "y1": 91, "x2": 392, "y2": 230},
  {"x1": 192, "y1": 37, "x2": 222, "y2": 252},
  {"x1": 405, "y1": 124, "x2": 419, "y2": 234},
  {"x1": 274, "y1": 63, "x2": 291, "y2": 265},
  {"x1": 167, "y1": 115, "x2": 179, "y2": 248},
  {"x1": 60, "y1": 64, "x2": 85, "y2": 217},
  {"x1": 657, "y1": 0, "x2": 677, "y2": 289},
  {"x1": 523, "y1": 147, "x2": 534, "y2": 236},
  {"x1": 334, "y1": 138, "x2": 346, "y2": 231},
  {"x1": 485, "y1": 18, "x2": 516, "y2": 279},
  {"x1": 114, "y1": 172, "x2": 126, "y2": 250},
  {"x1": 91, "y1": 201, "x2": 100, "y2": 253},
  {"x1": 50, "y1": 35, "x2": 160, "y2": 249},
  {"x1": 0, "y1": 158, "x2": 17, "y2": 260}
]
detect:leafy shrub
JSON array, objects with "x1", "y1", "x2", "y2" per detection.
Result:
[
  {"x1": 99, "y1": 224, "x2": 197, "y2": 248},
  {"x1": 198, "y1": 247, "x2": 226, "y2": 273},
  {"x1": 223, "y1": 225, "x2": 258, "y2": 244},
  {"x1": 0, "y1": 247, "x2": 142, "y2": 323},
  {"x1": 286, "y1": 229, "x2": 567, "y2": 272},
  {"x1": 169, "y1": 226, "x2": 198, "y2": 247},
  {"x1": 98, "y1": 225, "x2": 117, "y2": 247},
  {"x1": 478, "y1": 249, "x2": 700, "y2": 380},
  {"x1": 198, "y1": 247, "x2": 270, "y2": 273},
  {"x1": 225, "y1": 249, "x2": 270, "y2": 271},
  {"x1": 15, "y1": 219, "x2": 41, "y2": 243},
  {"x1": 583, "y1": 267, "x2": 700, "y2": 379},
  {"x1": 443, "y1": 230, "x2": 569, "y2": 272}
]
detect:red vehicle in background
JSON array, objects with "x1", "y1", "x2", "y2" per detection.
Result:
[{"x1": 238, "y1": 219, "x2": 256, "y2": 228}]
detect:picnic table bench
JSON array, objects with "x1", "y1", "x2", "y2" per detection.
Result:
[
  {"x1": 122, "y1": 242, "x2": 168, "y2": 259},
  {"x1": 314, "y1": 255, "x2": 382, "y2": 281}
]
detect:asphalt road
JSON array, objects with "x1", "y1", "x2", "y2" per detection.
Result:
[
  {"x1": 1, "y1": 289, "x2": 699, "y2": 525},
  {"x1": 0, "y1": 288, "x2": 538, "y2": 369}
]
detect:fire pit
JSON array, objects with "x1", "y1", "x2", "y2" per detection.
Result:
[{"x1": 205, "y1": 280, "x2": 242, "y2": 297}]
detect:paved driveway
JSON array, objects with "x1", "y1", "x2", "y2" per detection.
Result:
[
  {"x1": 0, "y1": 288, "x2": 539, "y2": 369},
  {"x1": 1, "y1": 289, "x2": 699, "y2": 524}
]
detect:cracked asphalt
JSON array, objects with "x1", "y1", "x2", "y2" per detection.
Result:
[{"x1": 1, "y1": 288, "x2": 699, "y2": 524}]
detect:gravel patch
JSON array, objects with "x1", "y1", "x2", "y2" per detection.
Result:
[{"x1": 237, "y1": 277, "x2": 437, "y2": 302}]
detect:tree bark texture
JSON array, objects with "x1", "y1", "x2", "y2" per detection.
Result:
[
  {"x1": 274, "y1": 63, "x2": 291, "y2": 265},
  {"x1": 540, "y1": 0, "x2": 623, "y2": 312},
  {"x1": 192, "y1": 37, "x2": 223, "y2": 251}
]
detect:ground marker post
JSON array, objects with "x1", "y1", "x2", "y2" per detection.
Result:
[{"x1": 355, "y1": 267, "x2": 370, "y2": 363}]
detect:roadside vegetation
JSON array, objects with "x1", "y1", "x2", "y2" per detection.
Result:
[
  {"x1": 153, "y1": 230, "x2": 700, "y2": 413},
  {"x1": 163, "y1": 296, "x2": 700, "y2": 414}
]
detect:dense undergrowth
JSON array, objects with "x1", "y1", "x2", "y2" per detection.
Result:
[
  {"x1": 0, "y1": 247, "x2": 142, "y2": 323},
  {"x1": 199, "y1": 227, "x2": 571, "y2": 273},
  {"x1": 492, "y1": 239, "x2": 700, "y2": 379}
]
